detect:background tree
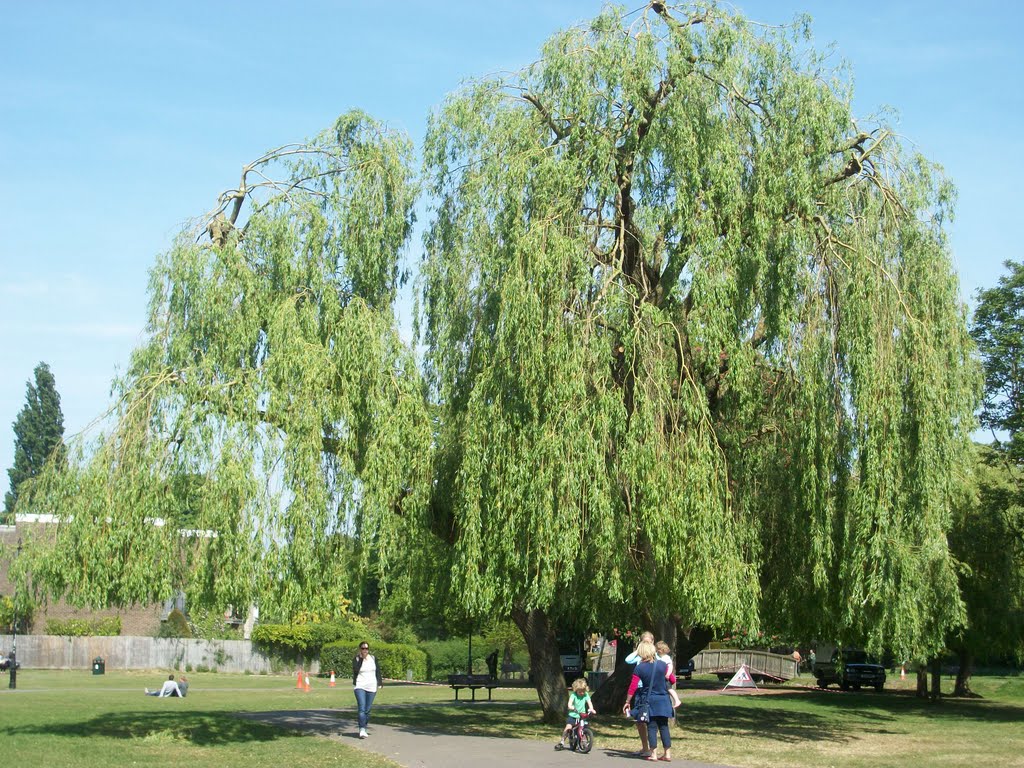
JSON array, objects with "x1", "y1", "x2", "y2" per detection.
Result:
[
  {"x1": 947, "y1": 444, "x2": 1024, "y2": 696},
  {"x1": 19, "y1": 111, "x2": 431, "y2": 623},
  {"x1": 3, "y1": 362, "x2": 65, "y2": 523},
  {"x1": 417, "y1": 2, "x2": 976, "y2": 718},
  {"x1": 971, "y1": 260, "x2": 1024, "y2": 464}
]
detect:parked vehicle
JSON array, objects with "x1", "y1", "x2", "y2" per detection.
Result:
[
  {"x1": 814, "y1": 648, "x2": 885, "y2": 691},
  {"x1": 679, "y1": 658, "x2": 695, "y2": 680},
  {"x1": 558, "y1": 635, "x2": 586, "y2": 685}
]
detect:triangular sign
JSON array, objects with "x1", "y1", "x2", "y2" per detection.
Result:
[{"x1": 723, "y1": 663, "x2": 758, "y2": 690}]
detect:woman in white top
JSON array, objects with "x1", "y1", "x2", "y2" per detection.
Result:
[{"x1": 351, "y1": 641, "x2": 383, "y2": 739}]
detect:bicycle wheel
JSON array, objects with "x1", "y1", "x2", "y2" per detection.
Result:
[
  {"x1": 567, "y1": 728, "x2": 579, "y2": 751},
  {"x1": 578, "y1": 726, "x2": 593, "y2": 754}
]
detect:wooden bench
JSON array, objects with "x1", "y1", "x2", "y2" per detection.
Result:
[{"x1": 448, "y1": 673, "x2": 498, "y2": 701}]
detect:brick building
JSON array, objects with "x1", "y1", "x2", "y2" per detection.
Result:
[{"x1": 1, "y1": 516, "x2": 165, "y2": 636}]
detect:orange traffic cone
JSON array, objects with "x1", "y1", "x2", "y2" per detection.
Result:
[
  {"x1": 304, "y1": 673, "x2": 312, "y2": 692},
  {"x1": 329, "y1": 670, "x2": 336, "y2": 688},
  {"x1": 296, "y1": 669, "x2": 304, "y2": 689},
  {"x1": 900, "y1": 665, "x2": 906, "y2": 681}
]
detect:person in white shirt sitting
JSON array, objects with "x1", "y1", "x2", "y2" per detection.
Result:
[{"x1": 145, "y1": 674, "x2": 182, "y2": 697}]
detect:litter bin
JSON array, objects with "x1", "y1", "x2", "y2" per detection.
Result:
[{"x1": 92, "y1": 657, "x2": 105, "y2": 675}]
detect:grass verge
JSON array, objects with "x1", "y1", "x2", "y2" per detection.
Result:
[{"x1": 1, "y1": 670, "x2": 1021, "y2": 767}]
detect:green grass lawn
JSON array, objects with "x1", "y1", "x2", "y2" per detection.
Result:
[{"x1": 1, "y1": 670, "x2": 1022, "y2": 767}]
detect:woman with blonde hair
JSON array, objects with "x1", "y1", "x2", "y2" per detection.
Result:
[{"x1": 622, "y1": 640, "x2": 674, "y2": 761}]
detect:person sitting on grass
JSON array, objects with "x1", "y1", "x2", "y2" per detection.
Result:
[
  {"x1": 555, "y1": 677, "x2": 596, "y2": 750},
  {"x1": 145, "y1": 674, "x2": 181, "y2": 697}
]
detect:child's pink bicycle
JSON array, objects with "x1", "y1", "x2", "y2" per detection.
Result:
[{"x1": 567, "y1": 711, "x2": 594, "y2": 753}]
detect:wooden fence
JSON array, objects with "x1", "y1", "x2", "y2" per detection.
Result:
[{"x1": 0, "y1": 634, "x2": 312, "y2": 675}]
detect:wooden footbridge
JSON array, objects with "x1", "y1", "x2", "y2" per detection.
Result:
[{"x1": 692, "y1": 649, "x2": 799, "y2": 682}]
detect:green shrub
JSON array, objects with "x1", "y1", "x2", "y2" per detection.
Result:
[
  {"x1": 421, "y1": 637, "x2": 490, "y2": 677},
  {"x1": 158, "y1": 608, "x2": 192, "y2": 638},
  {"x1": 45, "y1": 616, "x2": 121, "y2": 636},
  {"x1": 321, "y1": 640, "x2": 428, "y2": 682},
  {"x1": 252, "y1": 618, "x2": 372, "y2": 655},
  {"x1": 188, "y1": 607, "x2": 242, "y2": 640}
]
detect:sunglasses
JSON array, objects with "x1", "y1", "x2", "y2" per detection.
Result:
[{"x1": 359, "y1": 646, "x2": 369, "y2": 651}]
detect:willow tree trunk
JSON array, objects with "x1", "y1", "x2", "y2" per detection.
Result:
[
  {"x1": 590, "y1": 634, "x2": 634, "y2": 714},
  {"x1": 916, "y1": 665, "x2": 929, "y2": 698},
  {"x1": 511, "y1": 606, "x2": 566, "y2": 724},
  {"x1": 675, "y1": 624, "x2": 714, "y2": 669},
  {"x1": 930, "y1": 658, "x2": 942, "y2": 700},
  {"x1": 952, "y1": 647, "x2": 973, "y2": 697}
]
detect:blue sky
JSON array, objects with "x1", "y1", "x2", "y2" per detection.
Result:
[{"x1": 1, "y1": 1, "x2": 1021, "y2": 482}]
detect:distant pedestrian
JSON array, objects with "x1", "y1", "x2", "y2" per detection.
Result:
[{"x1": 352, "y1": 641, "x2": 383, "y2": 739}]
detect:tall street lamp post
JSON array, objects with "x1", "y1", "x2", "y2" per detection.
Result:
[{"x1": 8, "y1": 539, "x2": 21, "y2": 690}]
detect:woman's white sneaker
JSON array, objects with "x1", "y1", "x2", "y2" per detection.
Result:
[{"x1": 359, "y1": 728, "x2": 368, "y2": 739}]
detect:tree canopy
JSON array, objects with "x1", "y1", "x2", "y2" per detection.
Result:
[
  {"x1": 19, "y1": 112, "x2": 431, "y2": 617},
  {"x1": 948, "y1": 444, "x2": 1024, "y2": 693},
  {"x1": 418, "y1": 2, "x2": 976, "y2": 662},
  {"x1": 16, "y1": 1, "x2": 977, "y2": 720},
  {"x1": 4, "y1": 362, "x2": 65, "y2": 523},
  {"x1": 971, "y1": 260, "x2": 1024, "y2": 462}
]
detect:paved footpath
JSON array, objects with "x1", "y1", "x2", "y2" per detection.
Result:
[{"x1": 239, "y1": 708, "x2": 738, "y2": 768}]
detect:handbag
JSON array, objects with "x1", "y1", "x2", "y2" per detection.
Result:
[{"x1": 630, "y1": 661, "x2": 657, "y2": 722}]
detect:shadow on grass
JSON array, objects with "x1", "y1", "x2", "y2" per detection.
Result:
[
  {"x1": 766, "y1": 688, "x2": 1024, "y2": 725},
  {"x1": 4, "y1": 710, "x2": 292, "y2": 746}
]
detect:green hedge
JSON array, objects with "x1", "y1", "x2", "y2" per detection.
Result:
[
  {"x1": 251, "y1": 620, "x2": 370, "y2": 655},
  {"x1": 46, "y1": 616, "x2": 122, "y2": 636},
  {"x1": 321, "y1": 640, "x2": 429, "y2": 682},
  {"x1": 420, "y1": 637, "x2": 527, "y2": 679}
]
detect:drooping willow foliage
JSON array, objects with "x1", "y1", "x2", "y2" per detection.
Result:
[
  {"x1": 418, "y1": 2, "x2": 977, "y2": 659},
  {"x1": 17, "y1": 4, "x2": 976, "y2": 670},
  {"x1": 21, "y1": 111, "x2": 433, "y2": 620}
]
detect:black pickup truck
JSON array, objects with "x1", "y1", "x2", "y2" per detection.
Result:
[{"x1": 814, "y1": 649, "x2": 885, "y2": 691}]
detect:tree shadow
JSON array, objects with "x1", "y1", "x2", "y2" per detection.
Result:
[
  {"x1": 788, "y1": 689, "x2": 1024, "y2": 724},
  {"x1": 371, "y1": 702, "x2": 545, "y2": 738},
  {"x1": 4, "y1": 710, "x2": 292, "y2": 746},
  {"x1": 676, "y1": 699, "x2": 857, "y2": 745}
]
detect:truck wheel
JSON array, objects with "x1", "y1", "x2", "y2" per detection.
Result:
[{"x1": 875, "y1": 683, "x2": 884, "y2": 692}]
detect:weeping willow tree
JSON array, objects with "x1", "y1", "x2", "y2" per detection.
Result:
[
  {"x1": 14, "y1": 1, "x2": 977, "y2": 725},
  {"x1": 417, "y1": 2, "x2": 976, "y2": 717},
  {"x1": 18, "y1": 111, "x2": 432, "y2": 622}
]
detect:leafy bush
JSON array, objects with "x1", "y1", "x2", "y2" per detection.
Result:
[
  {"x1": 321, "y1": 640, "x2": 428, "y2": 682},
  {"x1": 158, "y1": 608, "x2": 192, "y2": 638},
  {"x1": 421, "y1": 637, "x2": 497, "y2": 677},
  {"x1": 188, "y1": 607, "x2": 243, "y2": 640},
  {"x1": 252, "y1": 618, "x2": 373, "y2": 655},
  {"x1": 364, "y1": 611, "x2": 420, "y2": 645},
  {"x1": 1, "y1": 595, "x2": 34, "y2": 633},
  {"x1": 46, "y1": 616, "x2": 122, "y2": 636}
]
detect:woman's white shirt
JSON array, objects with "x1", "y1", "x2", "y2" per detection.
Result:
[{"x1": 355, "y1": 654, "x2": 379, "y2": 692}]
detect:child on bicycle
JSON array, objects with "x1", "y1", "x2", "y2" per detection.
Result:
[{"x1": 555, "y1": 677, "x2": 596, "y2": 750}]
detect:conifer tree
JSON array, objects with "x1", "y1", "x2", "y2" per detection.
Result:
[{"x1": 4, "y1": 362, "x2": 65, "y2": 522}]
